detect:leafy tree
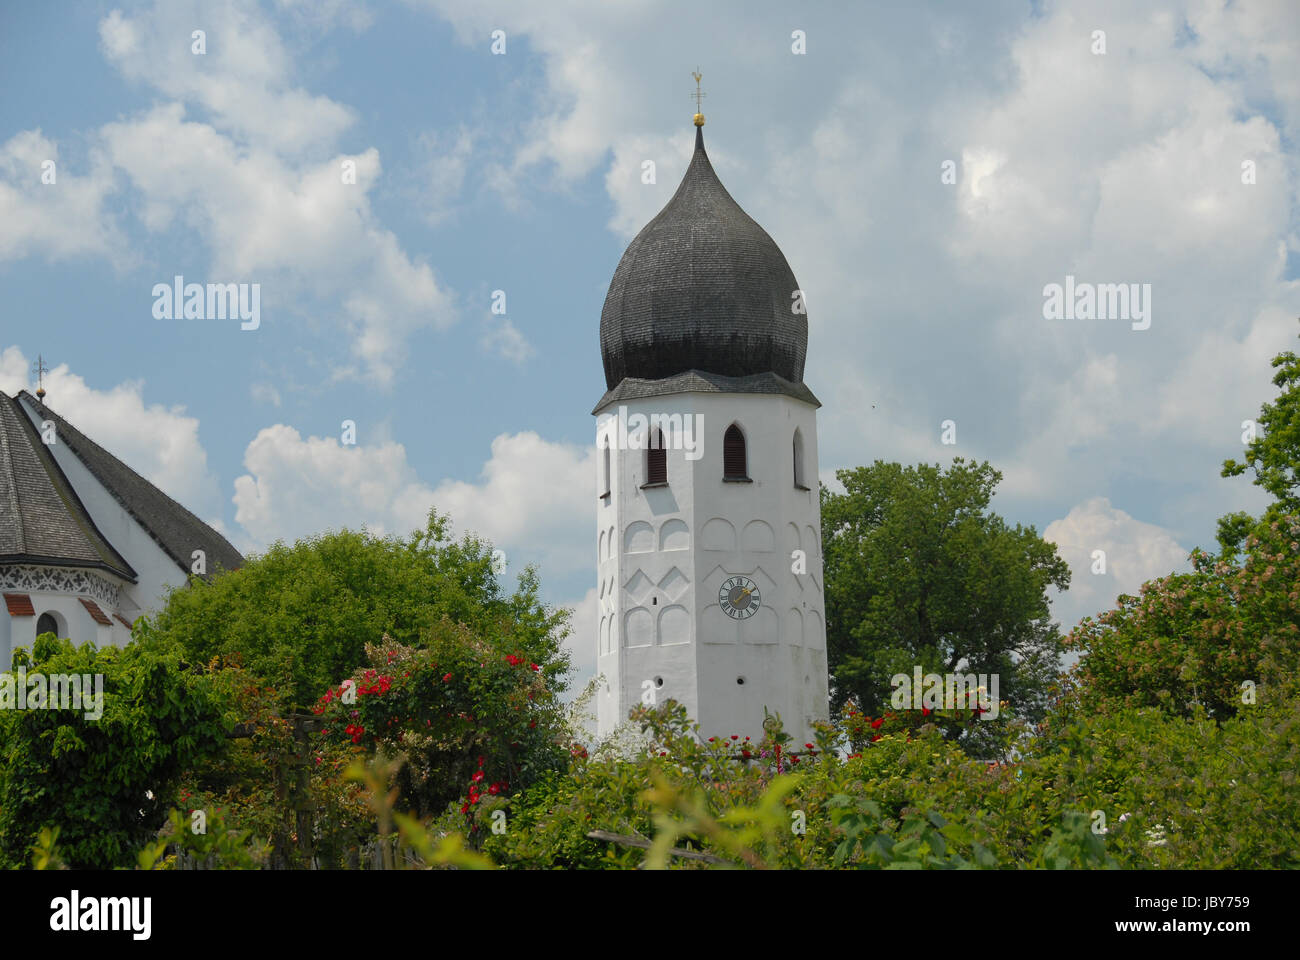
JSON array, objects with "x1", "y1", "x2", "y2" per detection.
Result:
[
  {"x1": 134, "y1": 509, "x2": 571, "y2": 712},
  {"x1": 0, "y1": 634, "x2": 230, "y2": 868},
  {"x1": 1063, "y1": 516, "x2": 1300, "y2": 721},
  {"x1": 820, "y1": 459, "x2": 1070, "y2": 727},
  {"x1": 1219, "y1": 327, "x2": 1300, "y2": 555}
]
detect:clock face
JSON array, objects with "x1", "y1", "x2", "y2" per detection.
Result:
[{"x1": 718, "y1": 576, "x2": 761, "y2": 619}]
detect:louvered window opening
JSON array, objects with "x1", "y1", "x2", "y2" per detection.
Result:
[
  {"x1": 647, "y1": 430, "x2": 667, "y2": 484},
  {"x1": 723, "y1": 425, "x2": 748, "y2": 479}
]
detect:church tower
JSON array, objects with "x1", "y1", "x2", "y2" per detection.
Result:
[{"x1": 593, "y1": 104, "x2": 829, "y2": 745}]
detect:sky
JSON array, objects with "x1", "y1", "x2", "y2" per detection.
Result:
[{"x1": 1, "y1": 0, "x2": 1297, "y2": 694}]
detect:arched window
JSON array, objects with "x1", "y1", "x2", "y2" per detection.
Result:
[
  {"x1": 723, "y1": 424, "x2": 749, "y2": 480},
  {"x1": 793, "y1": 428, "x2": 807, "y2": 488},
  {"x1": 36, "y1": 612, "x2": 58, "y2": 638},
  {"x1": 646, "y1": 429, "x2": 667, "y2": 485},
  {"x1": 600, "y1": 440, "x2": 611, "y2": 498}
]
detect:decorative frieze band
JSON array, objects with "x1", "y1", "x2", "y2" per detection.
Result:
[{"x1": 0, "y1": 564, "x2": 122, "y2": 611}]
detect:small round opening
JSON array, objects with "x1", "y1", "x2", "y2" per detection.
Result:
[
  {"x1": 654, "y1": 677, "x2": 664, "y2": 688},
  {"x1": 736, "y1": 676, "x2": 746, "y2": 686}
]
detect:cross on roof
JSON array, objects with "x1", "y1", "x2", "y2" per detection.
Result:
[{"x1": 32, "y1": 354, "x2": 49, "y2": 399}]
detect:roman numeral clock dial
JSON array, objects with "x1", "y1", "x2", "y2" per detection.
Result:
[{"x1": 718, "y1": 576, "x2": 761, "y2": 620}]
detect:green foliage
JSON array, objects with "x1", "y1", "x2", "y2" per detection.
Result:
[
  {"x1": 137, "y1": 807, "x2": 269, "y2": 870},
  {"x1": 1030, "y1": 699, "x2": 1300, "y2": 869},
  {"x1": 313, "y1": 627, "x2": 570, "y2": 826},
  {"x1": 0, "y1": 635, "x2": 231, "y2": 869},
  {"x1": 1032, "y1": 810, "x2": 1118, "y2": 869},
  {"x1": 821, "y1": 458, "x2": 1071, "y2": 730},
  {"x1": 1064, "y1": 515, "x2": 1300, "y2": 721},
  {"x1": 466, "y1": 701, "x2": 1087, "y2": 870},
  {"x1": 1221, "y1": 333, "x2": 1300, "y2": 554},
  {"x1": 134, "y1": 510, "x2": 570, "y2": 711}
]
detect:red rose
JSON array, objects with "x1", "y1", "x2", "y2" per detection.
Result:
[
  {"x1": 443, "y1": 672, "x2": 453, "y2": 682},
  {"x1": 472, "y1": 771, "x2": 484, "y2": 782},
  {"x1": 870, "y1": 717, "x2": 884, "y2": 730}
]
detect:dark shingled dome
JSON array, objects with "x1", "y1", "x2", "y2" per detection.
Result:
[{"x1": 599, "y1": 125, "x2": 808, "y2": 391}]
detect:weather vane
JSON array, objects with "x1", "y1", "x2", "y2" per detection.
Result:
[
  {"x1": 691, "y1": 68, "x2": 705, "y2": 126},
  {"x1": 32, "y1": 354, "x2": 49, "y2": 400}
]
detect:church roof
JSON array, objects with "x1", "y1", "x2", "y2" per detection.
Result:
[
  {"x1": 0, "y1": 391, "x2": 137, "y2": 580},
  {"x1": 12, "y1": 390, "x2": 243, "y2": 579},
  {"x1": 592, "y1": 368, "x2": 819, "y2": 414},
  {"x1": 599, "y1": 124, "x2": 809, "y2": 396}
]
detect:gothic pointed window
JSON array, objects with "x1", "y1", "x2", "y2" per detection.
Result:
[
  {"x1": 36, "y1": 612, "x2": 58, "y2": 637},
  {"x1": 646, "y1": 429, "x2": 667, "y2": 485},
  {"x1": 723, "y1": 424, "x2": 749, "y2": 480}
]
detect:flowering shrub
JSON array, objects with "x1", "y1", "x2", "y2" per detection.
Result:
[
  {"x1": 314, "y1": 621, "x2": 568, "y2": 829},
  {"x1": 1063, "y1": 516, "x2": 1300, "y2": 721}
]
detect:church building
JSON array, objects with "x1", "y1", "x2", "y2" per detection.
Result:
[
  {"x1": 594, "y1": 108, "x2": 830, "y2": 744},
  {"x1": 0, "y1": 387, "x2": 242, "y2": 667}
]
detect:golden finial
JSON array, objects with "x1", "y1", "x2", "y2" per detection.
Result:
[
  {"x1": 691, "y1": 69, "x2": 705, "y2": 126},
  {"x1": 32, "y1": 354, "x2": 49, "y2": 400}
]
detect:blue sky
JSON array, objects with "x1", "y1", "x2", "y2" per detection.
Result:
[{"x1": 2, "y1": 0, "x2": 1297, "y2": 690}]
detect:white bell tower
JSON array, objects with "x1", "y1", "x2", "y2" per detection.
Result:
[{"x1": 592, "y1": 106, "x2": 829, "y2": 745}]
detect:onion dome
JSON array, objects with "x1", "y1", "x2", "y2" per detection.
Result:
[{"x1": 598, "y1": 124, "x2": 811, "y2": 404}]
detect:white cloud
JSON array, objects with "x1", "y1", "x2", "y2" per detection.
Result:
[
  {"x1": 1044, "y1": 496, "x2": 1191, "y2": 633},
  {"x1": 99, "y1": 2, "x2": 356, "y2": 156},
  {"x1": 232, "y1": 425, "x2": 594, "y2": 579},
  {"x1": 0, "y1": 346, "x2": 223, "y2": 520},
  {"x1": 480, "y1": 314, "x2": 533, "y2": 365},
  {"x1": 5, "y1": 1, "x2": 459, "y2": 388},
  {"x1": 0, "y1": 130, "x2": 125, "y2": 264}
]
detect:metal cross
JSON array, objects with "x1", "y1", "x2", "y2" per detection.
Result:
[{"x1": 32, "y1": 354, "x2": 49, "y2": 394}]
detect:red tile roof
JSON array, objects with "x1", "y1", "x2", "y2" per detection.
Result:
[
  {"x1": 3, "y1": 593, "x2": 35, "y2": 617},
  {"x1": 113, "y1": 613, "x2": 134, "y2": 630},
  {"x1": 79, "y1": 596, "x2": 112, "y2": 626}
]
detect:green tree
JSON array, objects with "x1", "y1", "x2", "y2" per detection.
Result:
[
  {"x1": 1064, "y1": 516, "x2": 1300, "y2": 721},
  {"x1": 0, "y1": 634, "x2": 230, "y2": 868},
  {"x1": 134, "y1": 509, "x2": 571, "y2": 712},
  {"x1": 820, "y1": 459, "x2": 1070, "y2": 726},
  {"x1": 1220, "y1": 327, "x2": 1300, "y2": 556}
]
